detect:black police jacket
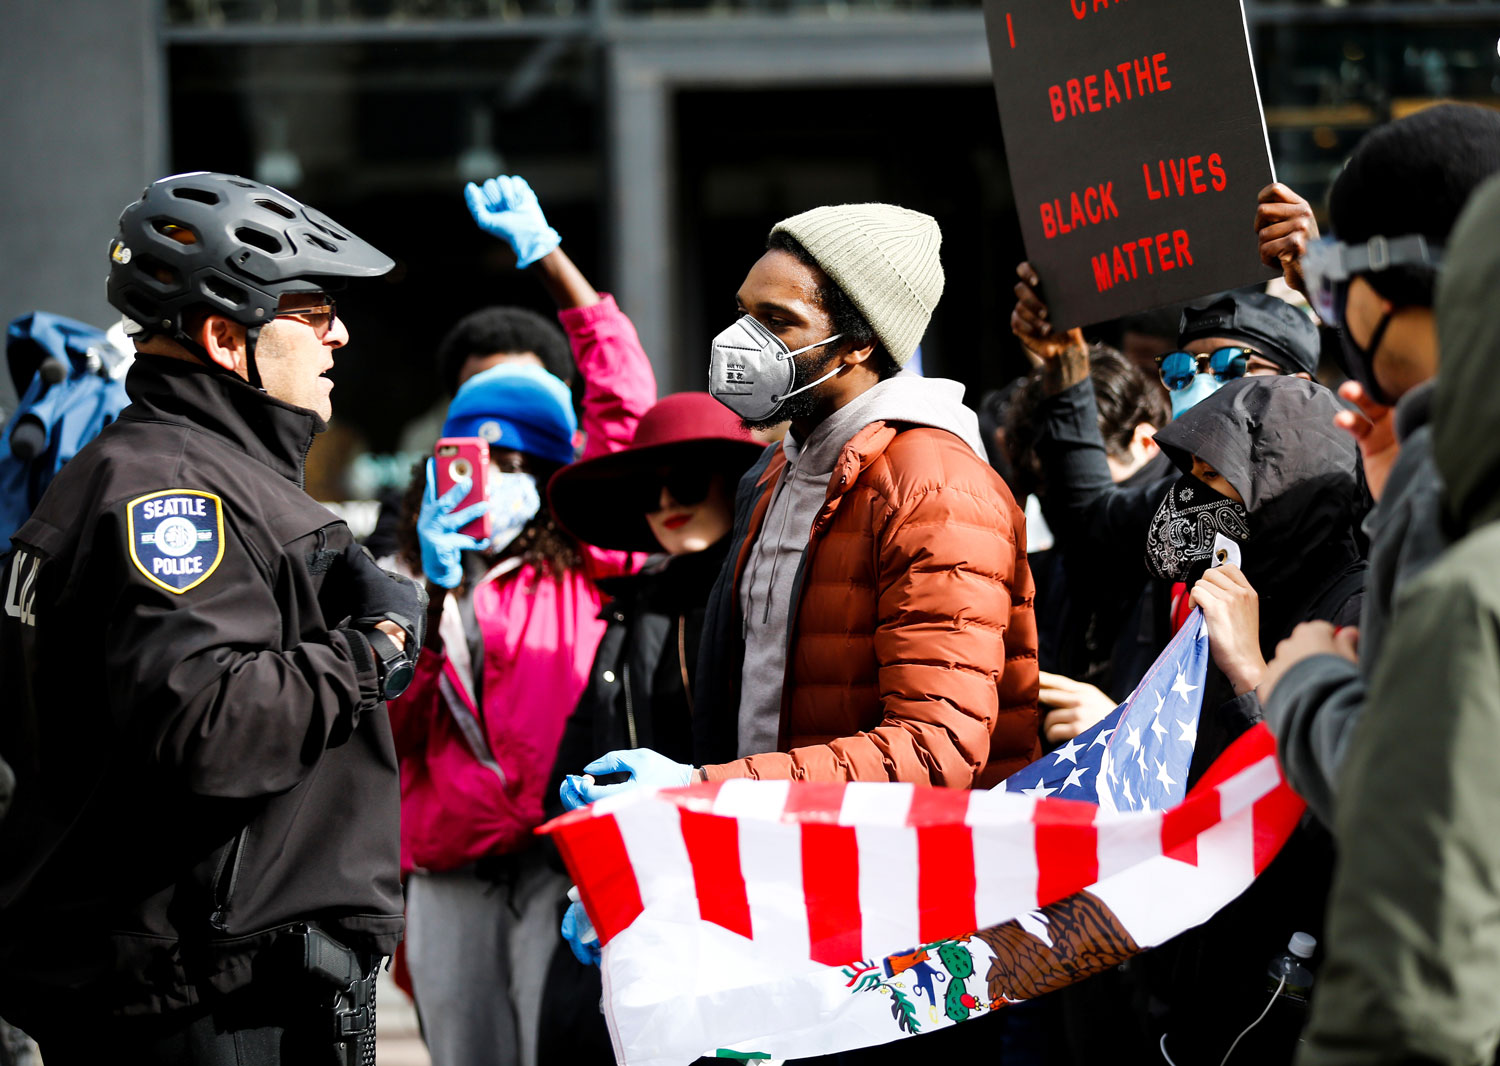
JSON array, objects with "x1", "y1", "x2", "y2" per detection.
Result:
[{"x1": 0, "y1": 355, "x2": 402, "y2": 1024}]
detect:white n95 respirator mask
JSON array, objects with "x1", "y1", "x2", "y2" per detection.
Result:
[{"x1": 708, "y1": 314, "x2": 843, "y2": 423}]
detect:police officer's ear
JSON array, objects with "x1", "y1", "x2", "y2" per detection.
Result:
[{"x1": 192, "y1": 314, "x2": 249, "y2": 376}]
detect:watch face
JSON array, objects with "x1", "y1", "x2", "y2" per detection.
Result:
[{"x1": 384, "y1": 660, "x2": 416, "y2": 701}]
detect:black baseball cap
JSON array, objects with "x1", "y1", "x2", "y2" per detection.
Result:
[{"x1": 1178, "y1": 291, "x2": 1320, "y2": 376}]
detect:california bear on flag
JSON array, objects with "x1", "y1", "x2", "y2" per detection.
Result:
[{"x1": 539, "y1": 609, "x2": 1305, "y2": 1066}]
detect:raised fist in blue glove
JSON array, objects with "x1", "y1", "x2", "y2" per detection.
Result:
[
  {"x1": 464, "y1": 174, "x2": 561, "y2": 269},
  {"x1": 417, "y1": 457, "x2": 492, "y2": 590},
  {"x1": 561, "y1": 895, "x2": 601, "y2": 966},
  {"x1": 559, "y1": 748, "x2": 696, "y2": 810}
]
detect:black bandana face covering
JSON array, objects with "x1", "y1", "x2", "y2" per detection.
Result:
[{"x1": 1144, "y1": 473, "x2": 1250, "y2": 582}]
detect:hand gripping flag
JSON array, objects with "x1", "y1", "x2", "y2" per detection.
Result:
[{"x1": 539, "y1": 610, "x2": 1306, "y2": 1066}]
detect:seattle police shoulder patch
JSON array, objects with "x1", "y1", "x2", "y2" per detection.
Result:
[{"x1": 126, "y1": 489, "x2": 225, "y2": 594}]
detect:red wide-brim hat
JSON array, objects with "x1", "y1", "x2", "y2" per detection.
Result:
[{"x1": 548, "y1": 391, "x2": 767, "y2": 553}]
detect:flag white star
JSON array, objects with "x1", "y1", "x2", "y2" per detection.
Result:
[
  {"x1": 1153, "y1": 692, "x2": 1165, "y2": 717},
  {"x1": 1020, "y1": 781, "x2": 1056, "y2": 799},
  {"x1": 1062, "y1": 766, "x2": 1090, "y2": 792},
  {"x1": 1150, "y1": 715, "x2": 1169, "y2": 743},
  {"x1": 1136, "y1": 744, "x2": 1150, "y2": 774},
  {"x1": 1120, "y1": 775, "x2": 1135, "y2": 807},
  {"x1": 1177, "y1": 717, "x2": 1198, "y2": 746},
  {"x1": 1126, "y1": 724, "x2": 1142, "y2": 753},
  {"x1": 1171, "y1": 670, "x2": 1199, "y2": 704},
  {"x1": 1090, "y1": 727, "x2": 1115, "y2": 749},
  {"x1": 1155, "y1": 758, "x2": 1178, "y2": 789},
  {"x1": 1052, "y1": 736, "x2": 1084, "y2": 765}
]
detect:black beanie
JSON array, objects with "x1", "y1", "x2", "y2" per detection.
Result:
[{"x1": 1329, "y1": 103, "x2": 1500, "y2": 306}]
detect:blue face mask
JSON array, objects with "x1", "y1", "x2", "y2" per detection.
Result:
[
  {"x1": 1169, "y1": 372, "x2": 1222, "y2": 420},
  {"x1": 486, "y1": 471, "x2": 541, "y2": 554}
]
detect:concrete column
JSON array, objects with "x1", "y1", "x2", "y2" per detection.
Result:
[{"x1": 0, "y1": 0, "x2": 166, "y2": 408}]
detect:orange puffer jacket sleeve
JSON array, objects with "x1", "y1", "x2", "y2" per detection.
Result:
[{"x1": 704, "y1": 426, "x2": 1039, "y2": 787}]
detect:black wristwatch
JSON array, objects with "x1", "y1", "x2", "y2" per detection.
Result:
[{"x1": 363, "y1": 626, "x2": 415, "y2": 700}]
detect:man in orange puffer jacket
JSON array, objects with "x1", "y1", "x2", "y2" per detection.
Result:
[{"x1": 564, "y1": 203, "x2": 1038, "y2": 810}]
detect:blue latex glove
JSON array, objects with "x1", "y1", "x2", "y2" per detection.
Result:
[
  {"x1": 417, "y1": 457, "x2": 492, "y2": 589},
  {"x1": 463, "y1": 174, "x2": 561, "y2": 269},
  {"x1": 561, "y1": 897, "x2": 601, "y2": 967},
  {"x1": 559, "y1": 748, "x2": 696, "y2": 810}
]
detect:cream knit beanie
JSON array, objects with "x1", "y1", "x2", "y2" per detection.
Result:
[{"x1": 770, "y1": 203, "x2": 944, "y2": 367}]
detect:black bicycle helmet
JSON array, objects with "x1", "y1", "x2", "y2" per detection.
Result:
[{"x1": 107, "y1": 171, "x2": 393, "y2": 384}]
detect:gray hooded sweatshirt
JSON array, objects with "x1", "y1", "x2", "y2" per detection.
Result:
[{"x1": 735, "y1": 372, "x2": 988, "y2": 758}]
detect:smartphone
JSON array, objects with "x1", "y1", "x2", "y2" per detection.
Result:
[{"x1": 434, "y1": 437, "x2": 491, "y2": 541}]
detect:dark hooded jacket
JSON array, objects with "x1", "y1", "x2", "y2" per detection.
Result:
[
  {"x1": 1301, "y1": 174, "x2": 1500, "y2": 1066},
  {"x1": 1129, "y1": 376, "x2": 1367, "y2": 1063},
  {"x1": 1262, "y1": 379, "x2": 1448, "y2": 825}
]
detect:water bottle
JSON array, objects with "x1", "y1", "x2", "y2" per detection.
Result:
[
  {"x1": 1225, "y1": 932, "x2": 1317, "y2": 1064},
  {"x1": 1267, "y1": 931, "x2": 1316, "y2": 1004}
]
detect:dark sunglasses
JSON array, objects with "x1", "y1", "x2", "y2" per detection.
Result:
[
  {"x1": 274, "y1": 299, "x2": 337, "y2": 338},
  {"x1": 645, "y1": 466, "x2": 716, "y2": 512},
  {"x1": 1155, "y1": 347, "x2": 1256, "y2": 392}
]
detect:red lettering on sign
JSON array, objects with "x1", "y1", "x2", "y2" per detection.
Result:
[
  {"x1": 1089, "y1": 230, "x2": 1196, "y2": 292},
  {"x1": 1209, "y1": 152, "x2": 1227, "y2": 191},
  {"x1": 1144, "y1": 154, "x2": 1229, "y2": 199},
  {"x1": 1173, "y1": 228, "x2": 1194, "y2": 265},
  {"x1": 1007, "y1": 11, "x2": 1015, "y2": 48},
  {"x1": 1037, "y1": 182, "x2": 1119, "y2": 240},
  {"x1": 1071, "y1": 0, "x2": 1085, "y2": 17},
  {"x1": 1050, "y1": 53, "x2": 1172, "y2": 123},
  {"x1": 1156, "y1": 232, "x2": 1176, "y2": 271}
]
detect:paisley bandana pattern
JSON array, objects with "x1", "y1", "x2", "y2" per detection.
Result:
[{"x1": 1145, "y1": 474, "x2": 1250, "y2": 582}]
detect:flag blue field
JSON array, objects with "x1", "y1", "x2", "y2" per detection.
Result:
[{"x1": 1003, "y1": 608, "x2": 1209, "y2": 812}]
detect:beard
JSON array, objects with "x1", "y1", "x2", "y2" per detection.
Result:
[{"x1": 739, "y1": 345, "x2": 842, "y2": 433}]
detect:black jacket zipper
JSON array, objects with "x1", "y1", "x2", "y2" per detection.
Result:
[{"x1": 209, "y1": 827, "x2": 249, "y2": 932}]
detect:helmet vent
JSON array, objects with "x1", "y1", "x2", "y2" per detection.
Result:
[
  {"x1": 171, "y1": 186, "x2": 221, "y2": 206},
  {"x1": 303, "y1": 233, "x2": 338, "y2": 253},
  {"x1": 234, "y1": 227, "x2": 284, "y2": 255},
  {"x1": 203, "y1": 276, "x2": 248, "y2": 307},
  {"x1": 133, "y1": 255, "x2": 182, "y2": 290},
  {"x1": 152, "y1": 219, "x2": 199, "y2": 245},
  {"x1": 255, "y1": 198, "x2": 296, "y2": 220}
]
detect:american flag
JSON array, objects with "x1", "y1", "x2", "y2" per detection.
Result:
[
  {"x1": 1004, "y1": 608, "x2": 1208, "y2": 812},
  {"x1": 539, "y1": 606, "x2": 1304, "y2": 1066}
]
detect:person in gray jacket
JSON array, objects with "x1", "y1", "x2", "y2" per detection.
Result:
[{"x1": 1258, "y1": 103, "x2": 1500, "y2": 826}]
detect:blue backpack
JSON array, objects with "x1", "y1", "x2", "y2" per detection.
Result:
[{"x1": 0, "y1": 312, "x2": 132, "y2": 552}]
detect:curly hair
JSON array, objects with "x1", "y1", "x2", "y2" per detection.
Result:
[
  {"x1": 436, "y1": 306, "x2": 576, "y2": 395},
  {"x1": 395, "y1": 458, "x2": 584, "y2": 587}
]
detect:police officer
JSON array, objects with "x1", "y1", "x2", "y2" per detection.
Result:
[{"x1": 0, "y1": 172, "x2": 425, "y2": 1064}]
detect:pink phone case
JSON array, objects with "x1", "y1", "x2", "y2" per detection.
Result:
[{"x1": 434, "y1": 437, "x2": 492, "y2": 541}]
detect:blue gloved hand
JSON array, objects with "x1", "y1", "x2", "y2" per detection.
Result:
[
  {"x1": 463, "y1": 174, "x2": 561, "y2": 269},
  {"x1": 417, "y1": 457, "x2": 492, "y2": 590},
  {"x1": 558, "y1": 748, "x2": 696, "y2": 811},
  {"x1": 561, "y1": 896, "x2": 601, "y2": 967}
]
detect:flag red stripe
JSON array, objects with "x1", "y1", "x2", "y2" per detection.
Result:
[
  {"x1": 554, "y1": 812, "x2": 643, "y2": 946},
  {"x1": 801, "y1": 824, "x2": 862, "y2": 965},
  {"x1": 681, "y1": 805, "x2": 753, "y2": 939},
  {"x1": 909, "y1": 787, "x2": 976, "y2": 942},
  {"x1": 1034, "y1": 799, "x2": 1098, "y2": 906},
  {"x1": 1252, "y1": 784, "x2": 1306, "y2": 873},
  {"x1": 1160, "y1": 785, "x2": 1217, "y2": 866}
]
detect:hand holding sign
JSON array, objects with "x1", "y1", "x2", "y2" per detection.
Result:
[
  {"x1": 984, "y1": 0, "x2": 1276, "y2": 328},
  {"x1": 1011, "y1": 262, "x2": 1089, "y2": 395},
  {"x1": 1255, "y1": 183, "x2": 1320, "y2": 300}
]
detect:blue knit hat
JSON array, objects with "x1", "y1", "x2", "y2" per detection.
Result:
[{"x1": 441, "y1": 363, "x2": 577, "y2": 466}]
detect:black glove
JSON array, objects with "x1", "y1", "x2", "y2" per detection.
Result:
[{"x1": 340, "y1": 543, "x2": 428, "y2": 700}]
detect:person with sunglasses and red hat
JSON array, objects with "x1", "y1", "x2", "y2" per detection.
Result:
[{"x1": 536, "y1": 391, "x2": 763, "y2": 1052}]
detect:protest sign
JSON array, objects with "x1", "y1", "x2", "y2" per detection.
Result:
[{"x1": 982, "y1": 0, "x2": 1277, "y2": 328}]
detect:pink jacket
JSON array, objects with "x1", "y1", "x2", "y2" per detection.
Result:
[{"x1": 388, "y1": 295, "x2": 656, "y2": 874}]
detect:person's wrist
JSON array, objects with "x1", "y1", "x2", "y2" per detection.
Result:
[{"x1": 1227, "y1": 654, "x2": 1267, "y2": 697}]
